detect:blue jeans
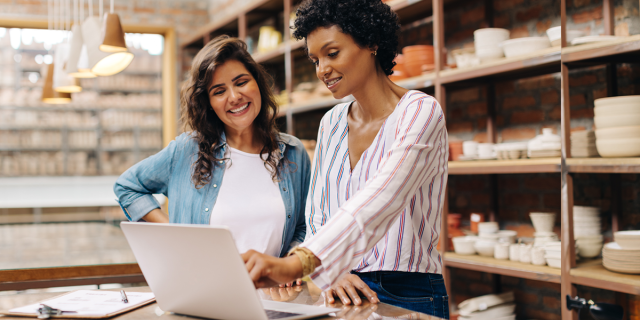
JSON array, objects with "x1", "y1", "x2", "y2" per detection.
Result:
[{"x1": 353, "y1": 271, "x2": 449, "y2": 319}]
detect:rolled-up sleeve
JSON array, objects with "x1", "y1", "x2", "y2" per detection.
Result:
[
  {"x1": 114, "y1": 136, "x2": 181, "y2": 221},
  {"x1": 301, "y1": 97, "x2": 447, "y2": 289}
]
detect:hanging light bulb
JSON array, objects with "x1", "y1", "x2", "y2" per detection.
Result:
[
  {"x1": 67, "y1": 0, "x2": 96, "y2": 78},
  {"x1": 99, "y1": 13, "x2": 127, "y2": 52},
  {"x1": 53, "y1": 43, "x2": 83, "y2": 92},
  {"x1": 42, "y1": 63, "x2": 72, "y2": 104},
  {"x1": 82, "y1": 15, "x2": 133, "y2": 76}
]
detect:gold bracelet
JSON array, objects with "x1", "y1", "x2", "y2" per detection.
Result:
[{"x1": 287, "y1": 247, "x2": 317, "y2": 278}]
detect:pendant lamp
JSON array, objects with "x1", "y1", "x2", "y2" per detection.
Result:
[
  {"x1": 42, "y1": 63, "x2": 72, "y2": 104},
  {"x1": 66, "y1": 24, "x2": 96, "y2": 78},
  {"x1": 99, "y1": 13, "x2": 127, "y2": 52},
  {"x1": 82, "y1": 15, "x2": 133, "y2": 76},
  {"x1": 53, "y1": 43, "x2": 83, "y2": 92}
]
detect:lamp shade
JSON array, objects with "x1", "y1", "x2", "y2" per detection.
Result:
[
  {"x1": 53, "y1": 43, "x2": 83, "y2": 93},
  {"x1": 82, "y1": 16, "x2": 134, "y2": 76},
  {"x1": 66, "y1": 24, "x2": 97, "y2": 78},
  {"x1": 99, "y1": 13, "x2": 127, "y2": 52},
  {"x1": 42, "y1": 63, "x2": 72, "y2": 104}
]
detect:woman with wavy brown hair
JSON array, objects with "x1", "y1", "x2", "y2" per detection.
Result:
[{"x1": 114, "y1": 35, "x2": 311, "y2": 263}]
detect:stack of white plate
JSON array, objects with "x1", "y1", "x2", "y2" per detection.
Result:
[
  {"x1": 544, "y1": 241, "x2": 562, "y2": 268},
  {"x1": 602, "y1": 241, "x2": 640, "y2": 274},
  {"x1": 458, "y1": 292, "x2": 515, "y2": 320},
  {"x1": 474, "y1": 28, "x2": 509, "y2": 62},
  {"x1": 594, "y1": 96, "x2": 640, "y2": 157},
  {"x1": 571, "y1": 130, "x2": 598, "y2": 158},
  {"x1": 528, "y1": 128, "x2": 561, "y2": 158}
]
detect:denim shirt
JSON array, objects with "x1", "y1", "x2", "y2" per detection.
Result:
[{"x1": 114, "y1": 131, "x2": 311, "y2": 257}]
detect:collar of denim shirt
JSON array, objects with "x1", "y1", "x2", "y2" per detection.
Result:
[{"x1": 212, "y1": 130, "x2": 291, "y2": 160}]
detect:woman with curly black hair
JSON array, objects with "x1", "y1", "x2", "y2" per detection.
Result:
[
  {"x1": 114, "y1": 36, "x2": 310, "y2": 265},
  {"x1": 242, "y1": 0, "x2": 449, "y2": 317}
]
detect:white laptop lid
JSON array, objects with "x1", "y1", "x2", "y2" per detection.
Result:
[{"x1": 121, "y1": 222, "x2": 269, "y2": 320}]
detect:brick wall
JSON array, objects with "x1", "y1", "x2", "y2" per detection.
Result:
[
  {"x1": 566, "y1": 0, "x2": 640, "y2": 36},
  {"x1": 0, "y1": 0, "x2": 210, "y2": 46}
]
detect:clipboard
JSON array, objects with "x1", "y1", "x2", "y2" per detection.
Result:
[{"x1": 1, "y1": 290, "x2": 156, "y2": 319}]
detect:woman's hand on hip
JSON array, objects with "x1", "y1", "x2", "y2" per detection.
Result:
[
  {"x1": 241, "y1": 250, "x2": 303, "y2": 288},
  {"x1": 325, "y1": 274, "x2": 378, "y2": 306}
]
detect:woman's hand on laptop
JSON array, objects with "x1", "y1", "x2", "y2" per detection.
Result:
[
  {"x1": 242, "y1": 250, "x2": 303, "y2": 288},
  {"x1": 324, "y1": 274, "x2": 379, "y2": 306}
]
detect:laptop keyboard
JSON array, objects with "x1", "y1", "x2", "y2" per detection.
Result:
[{"x1": 265, "y1": 309, "x2": 303, "y2": 319}]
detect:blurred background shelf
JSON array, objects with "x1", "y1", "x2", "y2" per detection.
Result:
[
  {"x1": 561, "y1": 35, "x2": 640, "y2": 66},
  {"x1": 570, "y1": 259, "x2": 640, "y2": 295},
  {"x1": 565, "y1": 157, "x2": 640, "y2": 173},
  {"x1": 444, "y1": 252, "x2": 561, "y2": 283},
  {"x1": 448, "y1": 158, "x2": 561, "y2": 175}
]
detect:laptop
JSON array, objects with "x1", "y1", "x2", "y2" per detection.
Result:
[{"x1": 120, "y1": 222, "x2": 339, "y2": 320}]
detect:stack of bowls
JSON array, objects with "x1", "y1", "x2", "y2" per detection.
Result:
[
  {"x1": 389, "y1": 54, "x2": 407, "y2": 82},
  {"x1": 475, "y1": 222, "x2": 499, "y2": 257},
  {"x1": 500, "y1": 37, "x2": 551, "y2": 58},
  {"x1": 594, "y1": 95, "x2": 640, "y2": 157},
  {"x1": 453, "y1": 236, "x2": 479, "y2": 255},
  {"x1": 530, "y1": 212, "x2": 558, "y2": 247},
  {"x1": 474, "y1": 28, "x2": 509, "y2": 62},
  {"x1": 402, "y1": 45, "x2": 434, "y2": 77},
  {"x1": 603, "y1": 240, "x2": 640, "y2": 274},
  {"x1": 495, "y1": 142, "x2": 528, "y2": 160},
  {"x1": 574, "y1": 206, "x2": 603, "y2": 258}
]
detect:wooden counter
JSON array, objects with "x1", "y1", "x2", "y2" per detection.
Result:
[{"x1": 0, "y1": 284, "x2": 442, "y2": 320}]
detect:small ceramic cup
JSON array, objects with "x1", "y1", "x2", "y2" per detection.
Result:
[
  {"x1": 531, "y1": 246, "x2": 546, "y2": 265},
  {"x1": 519, "y1": 244, "x2": 532, "y2": 264},
  {"x1": 509, "y1": 243, "x2": 520, "y2": 261},
  {"x1": 494, "y1": 242, "x2": 510, "y2": 260}
]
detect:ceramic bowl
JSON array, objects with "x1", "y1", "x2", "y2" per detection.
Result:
[
  {"x1": 475, "y1": 47, "x2": 505, "y2": 62},
  {"x1": 594, "y1": 104, "x2": 640, "y2": 117},
  {"x1": 494, "y1": 243, "x2": 510, "y2": 260},
  {"x1": 497, "y1": 230, "x2": 517, "y2": 243},
  {"x1": 594, "y1": 114, "x2": 640, "y2": 129},
  {"x1": 596, "y1": 137, "x2": 640, "y2": 158},
  {"x1": 478, "y1": 221, "x2": 499, "y2": 234},
  {"x1": 530, "y1": 212, "x2": 556, "y2": 232},
  {"x1": 475, "y1": 242, "x2": 497, "y2": 257},
  {"x1": 594, "y1": 95, "x2": 640, "y2": 109},
  {"x1": 579, "y1": 243, "x2": 603, "y2": 258},
  {"x1": 545, "y1": 257, "x2": 562, "y2": 268},
  {"x1": 500, "y1": 37, "x2": 550, "y2": 58},
  {"x1": 595, "y1": 126, "x2": 640, "y2": 140},
  {"x1": 614, "y1": 231, "x2": 640, "y2": 250},
  {"x1": 474, "y1": 28, "x2": 510, "y2": 44},
  {"x1": 576, "y1": 234, "x2": 604, "y2": 242},
  {"x1": 452, "y1": 236, "x2": 478, "y2": 255}
]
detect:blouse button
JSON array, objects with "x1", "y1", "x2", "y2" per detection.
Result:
[
  {"x1": 288, "y1": 215, "x2": 291, "y2": 218},
  {"x1": 283, "y1": 188, "x2": 287, "y2": 191},
  {"x1": 213, "y1": 184, "x2": 217, "y2": 188},
  {"x1": 205, "y1": 208, "x2": 209, "y2": 212}
]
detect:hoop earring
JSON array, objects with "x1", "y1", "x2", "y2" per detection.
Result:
[{"x1": 373, "y1": 51, "x2": 377, "y2": 56}]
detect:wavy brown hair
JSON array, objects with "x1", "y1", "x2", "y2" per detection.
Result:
[{"x1": 180, "y1": 35, "x2": 281, "y2": 189}]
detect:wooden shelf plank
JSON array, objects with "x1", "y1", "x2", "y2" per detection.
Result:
[
  {"x1": 448, "y1": 158, "x2": 561, "y2": 175},
  {"x1": 444, "y1": 252, "x2": 561, "y2": 283},
  {"x1": 439, "y1": 46, "x2": 560, "y2": 85},
  {"x1": 395, "y1": 72, "x2": 436, "y2": 90},
  {"x1": 561, "y1": 35, "x2": 640, "y2": 65},
  {"x1": 570, "y1": 259, "x2": 640, "y2": 295},
  {"x1": 566, "y1": 157, "x2": 640, "y2": 173}
]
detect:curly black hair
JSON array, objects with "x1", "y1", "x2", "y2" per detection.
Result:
[{"x1": 293, "y1": 0, "x2": 400, "y2": 76}]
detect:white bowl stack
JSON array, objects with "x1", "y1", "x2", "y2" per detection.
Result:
[
  {"x1": 453, "y1": 236, "x2": 479, "y2": 255},
  {"x1": 594, "y1": 95, "x2": 640, "y2": 157},
  {"x1": 475, "y1": 222, "x2": 499, "y2": 257},
  {"x1": 528, "y1": 128, "x2": 562, "y2": 158},
  {"x1": 571, "y1": 130, "x2": 598, "y2": 158},
  {"x1": 573, "y1": 206, "x2": 603, "y2": 258},
  {"x1": 544, "y1": 241, "x2": 562, "y2": 268},
  {"x1": 602, "y1": 239, "x2": 640, "y2": 274},
  {"x1": 474, "y1": 28, "x2": 509, "y2": 62},
  {"x1": 500, "y1": 37, "x2": 550, "y2": 58},
  {"x1": 458, "y1": 292, "x2": 516, "y2": 320}
]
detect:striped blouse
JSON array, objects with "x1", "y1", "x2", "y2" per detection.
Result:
[{"x1": 301, "y1": 90, "x2": 448, "y2": 290}]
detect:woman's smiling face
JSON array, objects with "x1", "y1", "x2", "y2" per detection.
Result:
[
  {"x1": 307, "y1": 25, "x2": 377, "y2": 99},
  {"x1": 208, "y1": 59, "x2": 262, "y2": 133}
]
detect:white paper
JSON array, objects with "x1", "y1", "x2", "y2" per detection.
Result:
[{"x1": 9, "y1": 290, "x2": 155, "y2": 316}]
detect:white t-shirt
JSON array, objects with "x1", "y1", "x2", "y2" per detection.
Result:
[{"x1": 209, "y1": 146, "x2": 286, "y2": 257}]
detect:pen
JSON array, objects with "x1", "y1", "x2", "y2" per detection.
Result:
[{"x1": 120, "y1": 290, "x2": 128, "y2": 303}]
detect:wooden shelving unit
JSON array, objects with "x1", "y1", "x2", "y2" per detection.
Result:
[
  {"x1": 559, "y1": 1, "x2": 640, "y2": 319},
  {"x1": 448, "y1": 158, "x2": 561, "y2": 175},
  {"x1": 444, "y1": 253, "x2": 561, "y2": 283}
]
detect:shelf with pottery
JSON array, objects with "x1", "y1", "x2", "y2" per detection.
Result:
[
  {"x1": 444, "y1": 252, "x2": 562, "y2": 283},
  {"x1": 252, "y1": 39, "x2": 305, "y2": 64},
  {"x1": 447, "y1": 158, "x2": 561, "y2": 175},
  {"x1": 438, "y1": 46, "x2": 561, "y2": 85},
  {"x1": 561, "y1": 34, "x2": 640, "y2": 65},
  {"x1": 0, "y1": 106, "x2": 162, "y2": 113},
  {"x1": 565, "y1": 157, "x2": 640, "y2": 173},
  {"x1": 0, "y1": 126, "x2": 161, "y2": 131},
  {"x1": 570, "y1": 259, "x2": 640, "y2": 295}
]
